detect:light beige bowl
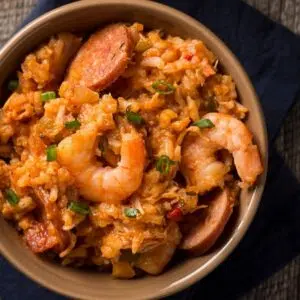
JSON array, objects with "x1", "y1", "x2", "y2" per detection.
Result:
[{"x1": 0, "y1": 1, "x2": 268, "y2": 299}]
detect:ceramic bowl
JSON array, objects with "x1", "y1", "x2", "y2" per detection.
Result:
[{"x1": 0, "y1": 1, "x2": 268, "y2": 299}]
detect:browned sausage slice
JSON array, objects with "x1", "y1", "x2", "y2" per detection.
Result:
[
  {"x1": 66, "y1": 24, "x2": 134, "y2": 91},
  {"x1": 26, "y1": 187, "x2": 70, "y2": 253},
  {"x1": 24, "y1": 221, "x2": 58, "y2": 253},
  {"x1": 180, "y1": 188, "x2": 234, "y2": 255}
]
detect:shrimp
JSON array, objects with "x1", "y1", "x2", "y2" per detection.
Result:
[
  {"x1": 57, "y1": 124, "x2": 146, "y2": 204},
  {"x1": 180, "y1": 113, "x2": 263, "y2": 193}
]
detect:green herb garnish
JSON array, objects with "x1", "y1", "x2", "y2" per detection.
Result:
[
  {"x1": 124, "y1": 207, "x2": 140, "y2": 218},
  {"x1": 152, "y1": 80, "x2": 175, "y2": 95},
  {"x1": 192, "y1": 118, "x2": 215, "y2": 129},
  {"x1": 155, "y1": 155, "x2": 176, "y2": 175},
  {"x1": 46, "y1": 144, "x2": 57, "y2": 161},
  {"x1": 125, "y1": 107, "x2": 144, "y2": 125},
  {"x1": 5, "y1": 189, "x2": 19, "y2": 206},
  {"x1": 41, "y1": 91, "x2": 56, "y2": 103},
  {"x1": 64, "y1": 119, "x2": 81, "y2": 130},
  {"x1": 68, "y1": 201, "x2": 90, "y2": 215},
  {"x1": 8, "y1": 80, "x2": 19, "y2": 91}
]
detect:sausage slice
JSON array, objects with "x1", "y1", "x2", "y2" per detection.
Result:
[
  {"x1": 66, "y1": 24, "x2": 134, "y2": 91},
  {"x1": 27, "y1": 187, "x2": 70, "y2": 253},
  {"x1": 24, "y1": 221, "x2": 58, "y2": 253},
  {"x1": 180, "y1": 188, "x2": 235, "y2": 255}
]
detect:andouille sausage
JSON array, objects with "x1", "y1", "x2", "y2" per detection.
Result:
[
  {"x1": 180, "y1": 188, "x2": 234, "y2": 255},
  {"x1": 24, "y1": 187, "x2": 70, "y2": 253},
  {"x1": 24, "y1": 221, "x2": 58, "y2": 253},
  {"x1": 66, "y1": 24, "x2": 135, "y2": 91}
]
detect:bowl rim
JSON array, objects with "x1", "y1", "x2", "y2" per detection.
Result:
[{"x1": 0, "y1": 0, "x2": 268, "y2": 299}]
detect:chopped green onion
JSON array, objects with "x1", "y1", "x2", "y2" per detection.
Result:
[
  {"x1": 8, "y1": 80, "x2": 19, "y2": 91},
  {"x1": 125, "y1": 107, "x2": 144, "y2": 125},
  {"x1": 41, "y1": 91, "x2": 56, "y2": 102},
  {"x1": 152, "y1": 80, "x2": 175, "y2": 95},
  {"x1": 64, "y1": 119, "x2": 81, "y2": 130},
  {"x1": 124, "y1": 207, "x2": 140, "y2": 218},
  {"x1": 5, "y1": 189, "x2": 19, "y2": 206},
  {"x1": 155, "y1": 155, "x2": 176, "y2": 175},
  {"x1": 46, "y1": 144, "x2": 57, "y2": 161},
  {"x1": 68, "y1": 201, "x2": 90, "y2": 215},
  {"x1": 192, "y1": 118, "x2": 215, "y2": 129}
]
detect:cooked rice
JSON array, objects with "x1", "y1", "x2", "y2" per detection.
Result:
[{"x1": 0, "y1": 23, "x2": 249, "y2": 278}]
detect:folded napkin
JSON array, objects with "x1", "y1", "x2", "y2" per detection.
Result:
[{"x1": 2, "y1": 0, "x2": 300, "y2": 299}]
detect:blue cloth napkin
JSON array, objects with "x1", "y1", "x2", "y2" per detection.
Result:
[{"x1": 1, "y1": 0, "x2": 300, "y2": 299}]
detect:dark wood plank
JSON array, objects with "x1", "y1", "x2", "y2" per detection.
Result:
[
  {"x1": 281, "y1": 0, "x2": 296, "y2": 31},
  {"x1": 255, "y1": 0, "x2": 269, "y2": 15},
  {"x1": 269, "y1": 0, "x2": 283, "y2": 22},
  {"x1": 295, "y1": 0, "x2": 300, "y2": 34}
]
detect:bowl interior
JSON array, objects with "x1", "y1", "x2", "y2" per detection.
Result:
[{"x1": 0, "y1": 1, "x2": 268, "y2": 299}]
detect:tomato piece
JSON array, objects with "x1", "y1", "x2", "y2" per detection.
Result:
[
  {"x1": 167, "y1": 207, "x2": 183, "y2": 222},
  {"x1": 184, "y1": 54, "x2": 193, "y2": 61},
  {"x1": 24, "y1": 222, "x2": 57, "y2": 253}
]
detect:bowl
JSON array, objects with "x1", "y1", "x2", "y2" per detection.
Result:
[{"x1": 0, "y1": 0, "x2": 268, "y2": 299}]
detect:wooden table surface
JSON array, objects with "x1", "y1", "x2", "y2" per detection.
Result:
[{"x1": 1, "y1": 0, "x2": 300, "y2": 299}]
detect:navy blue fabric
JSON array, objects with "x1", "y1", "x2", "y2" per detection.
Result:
[
  {"x1": 19, "y1": 0, "x2": 72, "y2": 28},
  {"x1": 1, "y1": 0, "x2": 300, "y2": 299}
]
